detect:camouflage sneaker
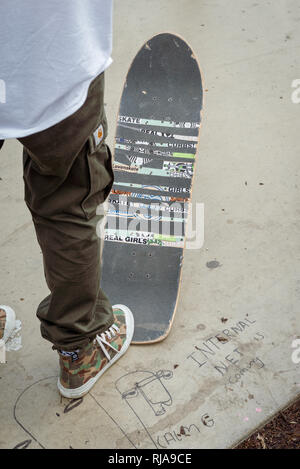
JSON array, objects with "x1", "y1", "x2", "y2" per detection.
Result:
[
  {"x1": 0, "y1": 305, "x2": 16, "y2": 362},
  {"x1": 57, "y1": 304, "x2": 134, "y2": 398},
  {"x1": 0, "y1": 305, "x2": 16, "y2": 343}
]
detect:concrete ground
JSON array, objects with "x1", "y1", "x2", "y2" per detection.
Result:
[{"x1": 0, "y1": 0, "x2": 299, "y2": 449}]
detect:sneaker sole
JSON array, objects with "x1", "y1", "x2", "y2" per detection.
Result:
[
  {"x1": 0, "y1": 305, "x2": 16, "y2": 343},
  {"x1": 57, "y1": 304, "x2": 135, "y2": 399}
]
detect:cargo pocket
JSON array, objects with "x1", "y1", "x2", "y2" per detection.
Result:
[{"x1": 81, "y1": 130, "x2": 114, "y2": 220}]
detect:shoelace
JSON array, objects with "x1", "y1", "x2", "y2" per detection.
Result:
[{"x1": 95, "y1": 324, "x2": 120, "y2": 361}]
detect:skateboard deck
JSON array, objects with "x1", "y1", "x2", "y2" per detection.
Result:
[{"x1": 101, "y1": 33, "x2": 203, "y2": 343}]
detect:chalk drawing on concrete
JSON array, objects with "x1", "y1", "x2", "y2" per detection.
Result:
[
  {"x1": 114, "y1": 369, "x2": 174, "y2": 449},
  {"x1": 12, "y1": 375, "x2": 137, "y2": 449},
  {"x1": 115, "y1": 369, "x2": 173, "y2": 416}
]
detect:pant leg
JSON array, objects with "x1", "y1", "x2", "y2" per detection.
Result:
[
  {"x1": 0, "y1": 140, "x2": 4, "y2": 150},
  {"x1": 18, "y1": 73, "x2": 114, "y2": 351}
]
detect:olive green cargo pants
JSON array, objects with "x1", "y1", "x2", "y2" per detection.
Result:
[{"x1": 0, "y1": 73, "x2": 114, "y2": 351}]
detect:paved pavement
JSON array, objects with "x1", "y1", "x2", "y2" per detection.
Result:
[{"x1": 0, "y1": 0, "x2": 299, "y2": 449}]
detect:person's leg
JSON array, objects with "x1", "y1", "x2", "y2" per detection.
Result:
[
  {"x1": 0, "y1": 140, "x2": 4, "y2": 150},
  {"x1": 18, "y1": 73, "x2": 115, "y2": 351}
]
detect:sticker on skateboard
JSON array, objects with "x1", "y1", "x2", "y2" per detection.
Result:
[{"x1": 101, "y1": 33, "x2": 203, "y2": 343}]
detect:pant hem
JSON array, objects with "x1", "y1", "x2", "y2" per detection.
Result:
[{"x1": 49, "y1": 316, "x2": 115, "y2": 352}]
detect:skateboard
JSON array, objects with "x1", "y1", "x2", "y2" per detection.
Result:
[{"x1": 101, "y1": 33, "x2": 203, "y2": 343}]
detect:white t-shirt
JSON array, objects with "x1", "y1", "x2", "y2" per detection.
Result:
[{"x1": 0, "y1": 0, "x2": 113, "y2": 139}]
